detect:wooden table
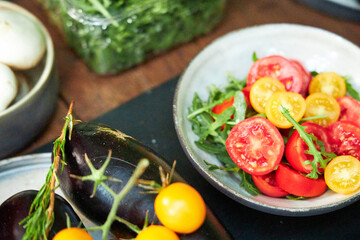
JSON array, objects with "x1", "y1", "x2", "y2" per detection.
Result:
[{"x1": 13, "y1": 0, "x2": 360, "y2": 156}]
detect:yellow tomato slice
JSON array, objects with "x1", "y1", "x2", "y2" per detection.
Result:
[
  {"x1": 309, "y1": 72, "x2": 346, "y2": 99},
  {"x1": 250, "y1": 77, "x2": 286, "y2": 113},
  {"x1": 325, "y1": 155, "x2": 360, "y2": 194},
  {"x1": 304, "y1": 92, "x2": 340, "y2": 126},
  {"x1": 265, "y1": 92, "x2": 306, "y2": 128}
]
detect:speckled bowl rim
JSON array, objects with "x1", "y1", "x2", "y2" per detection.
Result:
[
  {"x1": 173, "y1": 23, "x2": 360, "y2": 216},
  {"x1": 0, "y1": 2, "x2": 54, "y2": 118}
]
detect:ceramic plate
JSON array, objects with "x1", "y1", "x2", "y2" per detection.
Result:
[
  {"x1": 0, "y1": 153, "x2": 108, "y2": 239},
  {"x1": 173, "y1": 23, "x2": 360, "y2": 216}
]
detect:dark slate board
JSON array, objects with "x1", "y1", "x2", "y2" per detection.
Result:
[{"x1": 34, "y1": 76, "x2": 360, "y2": 240}]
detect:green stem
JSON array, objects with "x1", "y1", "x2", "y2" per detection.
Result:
[
  {"x1": 100, "y1": 159, "x2": 149, "y2": 240},
  {"x1": 88, "y1": 0, "x2": 119, "y2": 26},
  {"x1": 114, "y1": 216, "x2": 142, "y2": 234},
  {"x1": 187, "y1": 103, "x2": 217, "y2": 119}
]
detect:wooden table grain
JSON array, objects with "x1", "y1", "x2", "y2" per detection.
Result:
[{"x1": 12, "y1": 0, "x2": 360, "y2": 156}]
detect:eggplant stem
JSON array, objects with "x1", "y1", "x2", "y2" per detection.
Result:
[{"x1": 70, "y1": 151, "x2": 123, "y2": 198}]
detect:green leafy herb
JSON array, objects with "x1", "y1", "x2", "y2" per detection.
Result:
[
  {"x1": 285, "y1": 195, "x2": 306, "y2": 200},
  {"x1": 310, "y1": 71, "x2": 319, "y2": 77},
  {"x1": 345, "y1": 77, "x2": 360, "y2": 101},
  {"x1": 252, "y1": 52, "x2": 258, "y2": 62},
  {"x1": 21, "y1": 102, "x2": 76, "y2": 240},
  {"x1": 188, "y1": 73, "x2": 259, "y2": 195},
  {"x1": 280, "y1": 106, "x2": 336, "y2": 179},
  {"x1": 204, "y1": 161, "x2": 260, "y2": 196},
  {"x1": 38, "y1": 0, "x2": 225, "y2": 74}
]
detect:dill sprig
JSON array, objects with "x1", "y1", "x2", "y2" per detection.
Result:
[{"x1": 20, "y1": 102, "x2": 75, "y2": 240}]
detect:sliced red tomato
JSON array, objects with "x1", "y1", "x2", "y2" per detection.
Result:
[
  {"x1": 247, "y1": 55, "x2": 303, "y2": 93},
  {"x1": 337, "y1": 96, "x2": 360, "y2": 128},
  {"x1": 225, "y1": 117, "x2": 284, "y2": 175},
  {"x1": 241, "y1": 85, "x2": 251, "y2": 107},
  {"x1": 212, "y1": 96, "x2": 235, "y2": 114},
  {"x1": 326, "y1": 121, "x2": 360, "y2": 160},
  {"x1": 285, "y1": 122, "x2": 331, "y2": 174},
  {"x1": 290, "y1": 59, "x2": 311, "y2": 96},
  {"x1": 252, "y1": 171, "x2": 288, "y2": 197},
  {"x1": 275, "y1": 163, "x2": 327, "y2": 197}
]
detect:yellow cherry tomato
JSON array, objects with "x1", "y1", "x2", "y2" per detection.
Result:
[
  {"x1": 325, "y1": 155, "x2": 360, "y2": 194},
  {"x1": 135, "y1": 225, "x2": 179, "y2": 240},
  {"x1": 154, "y1": 182, "x2": 206, "y2": 234},
  {"x1": 309, "y1": 72, "x2": 346, "y2": 99},
  {"x1": 250, "y1": 77, "x2": 286, "y2": 113},
  {"x1": 265, "y1": 91, "x2": 306, "y2": 128},
  {"x1": 53, "y1": 228, "x2": 93, "y2": 240},
  {"x1": 304, "y1": 92, "x2": 340, "y2": 126}
]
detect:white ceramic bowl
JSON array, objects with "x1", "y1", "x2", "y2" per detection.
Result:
[
  {"x1": 0, "y1": 2, "x2": 58, "y2": 159},
  {"x1": 173, "y1": 23, "x2": 360, "y2": 216}
]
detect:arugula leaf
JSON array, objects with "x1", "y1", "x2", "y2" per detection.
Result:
[
  {"x1": 345, "y1": 78, "x2": 360, "y2": 101},
  {"x1": 204, "y1": 161, "x2": 260, "y2": 196},
  {"x1": 285, "y1": 195, "x2": 306, "y2": 200},
  {"x1": 225, "y1": 72, "x2": 247, "y2": 91},
  {"x1": 187, "y1": 72, "x2": 260, "y2": 196},
  {"x1": 208, "y1": 107, "x2": 234, "y2": 137},
  {"x1": 280, "y1": 106, "x2": 336, "y2": 179},
  {"x1": 310, "y1": 71, "x2": 319, "y2": 77},
  {"x1": 233, "y1": 91, "x2": 247, "y2": 124},
  {"x1": 238, "y1": 170, "x2": 261, "y2": 196},
  {"x1": 252, "y1": 52, "x2": 258, "y2": 62}
]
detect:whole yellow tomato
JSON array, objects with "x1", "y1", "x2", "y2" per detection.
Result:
[
  {"x1": 154, "y1": 182, "x2": 206, "y2": 234},
  {"x1": 53, "y1": 227, "x2": 93, "y2": 240},
  {"x1": 135, "y1": 225, "x2": 179, "y2": 240}
]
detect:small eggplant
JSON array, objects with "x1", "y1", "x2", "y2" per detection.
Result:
[
  {"x1": 58, "y1": 122, "x2": 232, "y2": 239},
  {"x1": 0, "y1": 190, "x2": 81, "y2": 240}
]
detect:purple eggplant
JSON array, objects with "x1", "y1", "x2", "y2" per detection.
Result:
[
  {"x1": 58, "y1": 122, "x2": 232, "y2": 239},
  {"x1": 0, "y1": 190, "x2": 81, "y2": 240}
]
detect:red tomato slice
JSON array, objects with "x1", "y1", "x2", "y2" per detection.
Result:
[
  {"x1": 212, "y1": 96, "x2": 235, "y2": 114},
  {"x1": 252, "y1": 171, "x2": 288, "y2": 197},
  {"x1": 247, "y1": 55, "x2": 303, "y2": 93},
  {"x1": 285, "y1": 122, "x2": 331, "y2": 173},
  {"x1": 337, "y1": 96, "x2": 360, "y2": 128},
  {"x1": 327, "y1": 121, "x2": 360, "y2": 160},
  {"x1": 225, "y1": 117, "x2": 284, "y2": 175},
  {"x1": 275, "y1": 163, "x2": 327, "y2": 197},
  {"x1": 290, "y1": 59, "x2": 311, "y2": 96},
  {"x1": 241, "y1": 85, "x2": 251, "y2": 107}
]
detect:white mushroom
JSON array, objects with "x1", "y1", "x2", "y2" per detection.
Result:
[
  {"x1": 0, "y1": 9, "x2": 45, "y2": 69},
  {"x1": 0, "y1": 63, "x2": 18, "y2": 112}
]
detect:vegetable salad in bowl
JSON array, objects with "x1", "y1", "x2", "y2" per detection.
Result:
[
  {"x1": 173, "y1": 23, "x2": 360, "y2": 216},
  {"x1": 188, "y1": 53, "x2": 360, "y2": 199}
]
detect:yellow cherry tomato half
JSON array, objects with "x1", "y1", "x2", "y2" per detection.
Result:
[
  {"x1": 309, "y1": 72, "x2": 346, "y2": 99},
  {"x1": 325, "y1": 155, "x2": 360, "y2": 194},
  {"x1": 53, "y1": 228, "x2": 93, "y2": 240},
  {"x1": 265, "y1": 91, "x2": 306, "y2": 128},
  {"x1": 250, "y1": 77, "x2": 286, "y2": 113},
  {"x1": 154, "y1": 182, "x2": 206, "y2": 234},
  {"x1": 304, "y1": 92, "x2": 340, "y2": 126},
  {"x1": 135, "y1": 225, "x2": 179, "y2": 240}
]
